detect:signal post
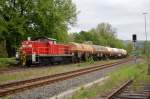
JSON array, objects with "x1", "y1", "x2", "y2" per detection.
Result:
[{"x1": 132, "y1": 34, "x2": 137, "y2": 64}]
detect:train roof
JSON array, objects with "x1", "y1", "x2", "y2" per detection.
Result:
[{"x1": 32, "y1": 36, "x2": 56, "y2": 41}]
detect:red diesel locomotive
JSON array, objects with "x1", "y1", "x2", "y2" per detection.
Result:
[
  {"x1": 17, "y1": 37, "x2": 73, "y2": 66},
  {"x1": 16, "y1": 37, "x2": 127, "y2": 66}
]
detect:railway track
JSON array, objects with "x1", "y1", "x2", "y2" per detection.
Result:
[
  {"x1": 105, "y1": 79, "x2": 150, "y2": 99},
  {"x1": 0, "y1": 58, "x2": 133, "y2": 97},
  {"x1": 0, "y1": 59, "x2": 123, "y2": 74}
]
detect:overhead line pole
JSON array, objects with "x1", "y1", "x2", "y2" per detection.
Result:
[
  {"x1": 142, "y1": 12, "x2": 150, "y2": 75},
  {"x1": 143, "y1": 12, "x2": 148, "y2": 42},
  {"x1": 142, "y1": 12, "x2": 148, "y2": 54}
]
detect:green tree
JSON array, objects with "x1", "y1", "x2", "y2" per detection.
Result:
[
  {"x1": 0, "y1": 0, "x2": 34, "y2": 57},
  {"x1": 126, "y1": 42, "x2": 133, "y2": 55},
  {"x1": 31, "y1": 0, "x2": 77, "y2": 42},
  {"x1": 73, "y1": 31, "x2": 94, "y2": 43},
  {"x1": 72, "y1": 23, "x2": 125, "y2": 49},
  {"x1": 0, "y1": 0, "x2": 77, "y2": 57}
]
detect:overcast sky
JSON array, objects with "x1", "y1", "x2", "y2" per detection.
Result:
[{"x1": 70, "y1": 0, "x2": 150, "y2": 40}]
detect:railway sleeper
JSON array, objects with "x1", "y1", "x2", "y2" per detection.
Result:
[
  {"x1": 113, "y1": 86, "x2": 150, "y2": 99},
  {"x1": 116, "y1": 95, "x2": 147, "y2": 99}
]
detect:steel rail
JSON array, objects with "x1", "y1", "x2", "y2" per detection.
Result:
[
  {"x1": 105, "y1": 79, "x2": 133, "y2": 99},
  {"x1": 0, "y1": 58, "x2": 133, "y2": 97},
  {"x1": 0, "y1": 58, "x2": 132, "y2": 89},
  {"x1": 105, "y1": 79, "x2": 150, "y2": 99}
]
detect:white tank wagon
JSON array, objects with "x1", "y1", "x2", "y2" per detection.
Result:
[
  {"x1": 117, "y1": 49, "x2": 124, "y2": 57},
  {"x1": 110, "y1": 48, "x2": 118, "y2": 57},
  {"x1": 109, "y1": 48, "x2": 127, "y2": 58},
  {"x1": 106, "y1": 47, "x2": 112, "y2": 56},
  {"x1": 117, "y1": 49, "x2": 127, "y2": 57},
  {"x1": 92, "y1": 45, "x2": 110, "y2": 59},
  {"x1": 68, "y1": 42, "x2": 128, "y2": 61},
  {"x1": 91, "y1": 45, "x2": 128, "y2": 59},
  {"x1": 121, "y1": 49, "x2": 127, "y2": 57}
]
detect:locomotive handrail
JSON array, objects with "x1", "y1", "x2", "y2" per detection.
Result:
[{"x1": 34, "y1": 46, "x2": 69, "y2": 55}]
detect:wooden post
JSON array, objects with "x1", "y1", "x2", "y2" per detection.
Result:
[{"x1": 148, "y1": 64, "x2": 150, "y2": 75}]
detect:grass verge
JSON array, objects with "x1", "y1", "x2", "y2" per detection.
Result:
[
  {"x1": 0, "y1": 58, "x2": 16, "y2": 68},
  {"x1": 70, "y1": 63, "x2": 150, "y2": 99}
]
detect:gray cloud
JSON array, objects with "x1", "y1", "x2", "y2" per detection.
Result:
[{"x1": 70, "y1": 0, "x2": 150, "y2": 40}]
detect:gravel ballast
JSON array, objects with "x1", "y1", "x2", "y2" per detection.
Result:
[{"x1": 7, "y1": 60, "x2": 136, "y2": 99}]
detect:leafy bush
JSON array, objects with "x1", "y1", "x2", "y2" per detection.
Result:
[{"x1": 0, "y1": 58, "x2": 16, "y2": 68}]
